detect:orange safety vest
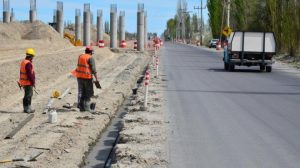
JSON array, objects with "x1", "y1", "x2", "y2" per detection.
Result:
[
  {"x1": 19, "y1": 60, "x2": 34, "y2": 86},
  {"x1": 72, "y1": 54, "x2": 92, "y2": 79}
]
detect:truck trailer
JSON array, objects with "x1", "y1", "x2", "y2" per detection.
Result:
[{"x1": 223, "y1": 32, "x2": 276, "y2": 72}]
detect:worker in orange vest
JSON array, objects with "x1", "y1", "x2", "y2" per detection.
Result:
[
  {"x1": 18, "y1": 48, "x2": 36, "y2": 113},
  {"x1": 72, "y1": 46, "x2": 98, "y2": 112}
]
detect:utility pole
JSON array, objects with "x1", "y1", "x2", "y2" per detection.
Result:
[
  {"x1": 227, "y1": 0, "x2": 230, "y2": 27},
  {"x1": 194, "y1": 0, "x2": 206, "y2": 45}
]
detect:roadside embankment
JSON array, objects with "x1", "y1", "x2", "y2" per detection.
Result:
[
  {"x1": 0, "y1": 21, "x2": 152, "y2": 167},
  {"x1": 111, "y1": 51, "x2": 168, "y2": 168}
]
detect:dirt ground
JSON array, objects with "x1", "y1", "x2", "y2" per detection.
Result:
[
  {"x1": 111, "y1": 49, "x2": 168, "y2": 168},
  {"x1": 0, "y1": 21, "x2": 151, "y2": 168}
]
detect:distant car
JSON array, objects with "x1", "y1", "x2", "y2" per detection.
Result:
[{"x1": 209, "y1": 39, "x2": 219, "y2": 48}]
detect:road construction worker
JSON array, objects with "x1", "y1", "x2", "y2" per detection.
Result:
[
  {"x1": 72, "y1": 46, "x2": 98, "y2": 112},
  {"x1": 18, "y1": 48, "x2": 36, "y2": 113}
]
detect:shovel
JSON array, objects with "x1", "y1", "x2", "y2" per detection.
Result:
[
  {"x1": 0, "y1": 158, "x2": 24, "y2": 163},
  {"x1": 94, "y1": 80, "x2": 102, "y2": 89}
]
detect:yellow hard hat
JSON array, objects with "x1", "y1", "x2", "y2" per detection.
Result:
[
  {"x1": 26, "y1": 48, "x2": 35, "y2": 57},
  {"x1": 52, "y1": 90, "x2": 61, "y2": 98}
]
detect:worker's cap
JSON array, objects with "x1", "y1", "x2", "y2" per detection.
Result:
[
  {"x1": 85, "y1": 46, "x2": 94, "y2": 54},
  {"x1": 26, "y1": 48, "x2": 35, "y2": 57}
]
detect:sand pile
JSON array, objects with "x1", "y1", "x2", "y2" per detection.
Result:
[
  {"x1": 0, "y1": 21, "x2": 67, "y2": 41},
  {"x1": 0, "y1": 21, "x2": 72, "y2": 51}
]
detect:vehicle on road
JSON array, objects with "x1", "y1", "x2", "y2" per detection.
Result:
[
  {"x1": 209, "y1": 39, "x2": 219, "y2": 48},
  {"x1": 223, "y1": 32, "x2": 276, "y2": 72}
]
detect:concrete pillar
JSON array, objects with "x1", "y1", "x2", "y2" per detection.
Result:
[
  {"x1": 30, "y1": 0, "x2": 37, "y2": 22},
  {"x1": 3, "y1": 0, "x2": 10, "y2": 23},
  {"x1": 119, "y1": 11, "x2": 125, "y2": 47},
  {"x1": 144, "y1": 12, "x2": 148, "y2": 48},
  {"x1": 110, "y1": 4, "x2": 117, "y2": 49},
  {"x1": 83, "y1": 4, "x2": 91, "y2": 46},
  {"x1": 56, "y1": 1, "x2": 64, "y2": 38},
  {"x1": 3, "y1": 11, "x2": 10, "y2": 23},
  {"x1": 97, "y1": 9, "x2": 103, "y2": 42},
  {"x1": 137, "y1": 11, "x2": 145, "y2": 51},
  {"x1": 10, "y1": 8, "x2": 14, "y2": 22},
  {"x1": 52, "y1": 10, "x2": 56, "y2": 23},
  {"x1": 75, "y1": 9, "x2": 81, "y2": 42},
  {"x1": 30, "y1": 10, "x2": 37, "y2": 22},
  {"x1": 90, "y1": 12, "x2": 93, "y2": 26}
]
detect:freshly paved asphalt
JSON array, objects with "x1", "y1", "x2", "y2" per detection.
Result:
[{"x1": 161, "y1": 42, "x2": 300, "y2": 168}]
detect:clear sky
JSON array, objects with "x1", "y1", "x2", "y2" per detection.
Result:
[{"x1": 8, "y1": 0, "x2": 208, "y2": 35}]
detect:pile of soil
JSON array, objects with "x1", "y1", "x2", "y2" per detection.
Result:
[
  {"x1": 0, "y1": 21, "x2": 70, "y2": 41},
  {"x1": 0, "y1": 21, "x2": 72, "y2": 52}
]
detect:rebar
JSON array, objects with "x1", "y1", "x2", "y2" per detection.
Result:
[
  {"x1": 138, "y1": 3, "x2": 144, "y2": 12},
  {"x1": 84, "y1": 3, "x2": 90, "y2": 12},
  {"x1": 57, "y1": 1, "x2": 63, "y2": 12},
  {"x1": 110, "y1": 4, "x2": 117, "y2": 13},
  {"x1": 30, "y1": 0, "x2": 36, "y2": 11},
  {"x1": 3, "y1": 0, "x2": 9, "y2": 12}
]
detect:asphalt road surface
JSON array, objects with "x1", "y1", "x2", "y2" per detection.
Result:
[{"x1": 161, "y1": 42, "x2": 300, "y2": 168}]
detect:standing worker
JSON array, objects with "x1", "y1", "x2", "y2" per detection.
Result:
[
  {"x1": 18, "y1": 48, "x2": 36, "y2": 113},
  {"x1": 72, "y1": 46, "x2": 98, "y2": 112}
]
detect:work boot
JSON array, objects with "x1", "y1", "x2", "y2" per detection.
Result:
[
  {"x1": 23, "y1": 105, "x2": 28, "y2": 113},
  {"x1": 25, "y1": 105, "x2": 35, "y2": 113},
  {"x1": 84, "y1": 100, "x2": 91, "y2": 112},
  {"x1": 79, "y1": 100, "x2": 86, "y2": 112}
]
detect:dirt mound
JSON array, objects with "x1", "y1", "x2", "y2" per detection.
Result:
[
  {"x1": 0, "y1": 22, "x2": 27, "y2": 40},
  {"x1": 22, "y1": 22, "x2": 62, "y2": 41},
  {"x1": 0, "y1": 21, "x2": 65, "y2": 41},
  {"x1": 0, "y1": 21, "x2": 72, "y2": 52}
]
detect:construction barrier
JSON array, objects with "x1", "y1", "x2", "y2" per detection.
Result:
[
  {"x1": 98, "y1": 40, "x2": 105, "y2": 48},
  {"x1": 145, "y1": 70, "x2": 150, "y2": 86},
  {"x1": 121, "y1": 40, "x2": 126, "y2": 48}
]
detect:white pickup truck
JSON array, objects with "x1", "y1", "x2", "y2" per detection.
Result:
[{"x1": 223, "y1": 32, "x2": 276, "y2": 72}]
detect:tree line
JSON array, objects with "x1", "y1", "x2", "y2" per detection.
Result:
[
  {"x1": 164, "y1": 0, "x2": 203, "y2": 43},
  {"x1": 207, "y1": 0, "x2": 299, "y2": 57}
]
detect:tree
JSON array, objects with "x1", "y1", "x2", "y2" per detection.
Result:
[
  {"x1": 185, "y1": 14, "x2": 191, "y2": 40},
  {"x1": 207, "y1": 0, "x2": 223, "y2": 38},
  {"x1": 166, "y1": 18, "x2": 176, "y2": 40},
  {"x1": 191, "y1": 14, "x2": 198, "y2": 33}
]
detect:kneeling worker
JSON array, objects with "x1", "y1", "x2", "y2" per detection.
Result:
[
  {"x1": 72, "y1": 46, "x2": 98, "y2": 112},
  {"x1": 18, "y1": 48, "x2": 36, "y2": 113}
]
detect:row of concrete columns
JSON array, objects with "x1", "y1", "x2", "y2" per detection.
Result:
[
  {"x1": 2, "y1": 0, "x2": 148, "y2": 52},
  {"x1": 2, "y1": 0, "x2": 37, "y2": 23}
]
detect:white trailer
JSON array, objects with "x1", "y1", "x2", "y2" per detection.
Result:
[{"x1": 224, "y1": 32, "x2": 276, "y2": 72}]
